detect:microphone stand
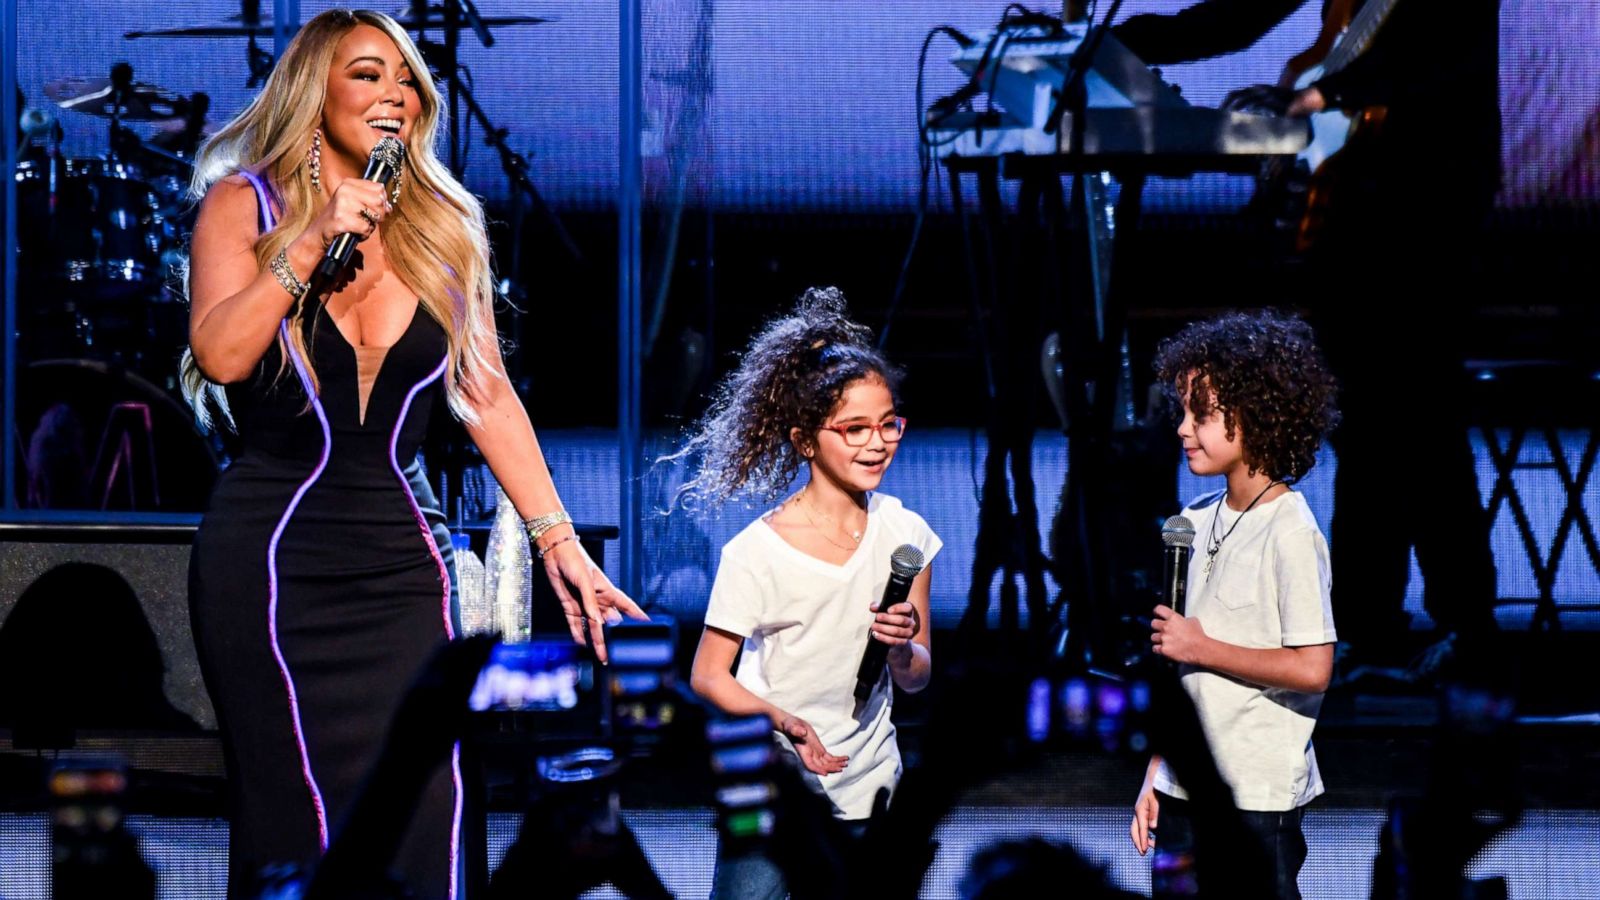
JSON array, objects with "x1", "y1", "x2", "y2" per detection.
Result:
[
  {"x1": 413, "y1": 38, "x2": 582, "y2": 264},
  {"x1": 406, "y1": 6, "x2": 581, "y2": 507},
  {"x1": 1046, "y1": 0, "x2": 1127, "y2": 147},
  {"x1": 1045, "y1": 0, "x2": 1129, "y2": 673},
  {"x1": 241, "y1": 0, "x2": 275, "y2": 88},
  {"x1": 106, "y1": 62, "x2": 133, "y2": 163},
  {"x1": 407, "y1": 2, "x2": 580, "y2": 263},
  {"x1": 443, "y1": 0, "x2": 461, "y2": 174},
  {"x1": 453, "y1": 0, "x2": 495, "y2": 49},
  {"x1": 411, "y1": 0, "x2": 492, "y2": 175}
]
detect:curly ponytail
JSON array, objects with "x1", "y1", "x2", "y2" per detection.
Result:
[{"x1": 664, "y1": 287, "x2": 901, "y2": 509}]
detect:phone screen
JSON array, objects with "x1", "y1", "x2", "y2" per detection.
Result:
[{"x1": 468, "y1": 640, "x2": 596, "y2": 713}]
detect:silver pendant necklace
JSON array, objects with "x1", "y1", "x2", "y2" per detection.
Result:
[{"x1": 1203, "y1": 480, "x2": 1283, "y2": 579}]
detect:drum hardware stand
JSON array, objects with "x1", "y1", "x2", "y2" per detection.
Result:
[
  {"x1": 405, "y1": 0, "x2": 578, "y2": 261},
  {"x1": 409, "y1": 0, "x2": 484, "y2": 177},
  {"x1": 104, "y1": 62, "x2": 133, "y2": 163},
  {"x1": 91, "y1": 401, "x2": 162, "y2": 510},
  {"x1": 242, "y1": 0, "x2": 276, "y2": 88}
]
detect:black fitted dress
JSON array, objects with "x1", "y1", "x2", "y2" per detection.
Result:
[{"x1": 189, "y1": 173, "x2": 460, "y2": 898}]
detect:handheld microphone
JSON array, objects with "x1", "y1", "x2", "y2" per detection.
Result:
[
  {"x1": 854, "y1": 544, "x2": 926, "y2": 703},
  {"x1": 313, "y1": 136, "x2": 407, "y2": 287},
  {"x1": 1161, "y1": 515, "x2": 1195, "y2": 616}
]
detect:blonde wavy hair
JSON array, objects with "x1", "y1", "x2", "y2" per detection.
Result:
[{"x1": 180, "y1": 8, "x2": 499, "y2": 429}]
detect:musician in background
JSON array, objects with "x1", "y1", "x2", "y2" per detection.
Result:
[{"x1": 1114, "y1": 0, "x2": 1502, "y2": 677}]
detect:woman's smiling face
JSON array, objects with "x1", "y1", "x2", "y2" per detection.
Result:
[{"x1": 320, "y1": 24, "x2": 420, "y2": 171}]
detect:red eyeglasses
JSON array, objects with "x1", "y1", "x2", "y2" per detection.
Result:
[{"x1": 818, "y1": 417, "x2": 907, "y2": 447}]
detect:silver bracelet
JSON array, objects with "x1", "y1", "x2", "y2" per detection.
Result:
[
  {"x1": 537, "y1": 533, "x2": 581, "y2": 560},
  {"x1": 269, "y1": 248, "x2": 309, "y2": 300},
  {"x1": 522, "y1": 510, "x2": 573, "y2": 544}
]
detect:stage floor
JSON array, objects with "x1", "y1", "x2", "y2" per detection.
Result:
[
  {"x1": 5, "y1": 725, "x2": 1598, "y2": 898},
  {"x1": 2, "y1": 804, "x2": 1596, "y2": 898}
]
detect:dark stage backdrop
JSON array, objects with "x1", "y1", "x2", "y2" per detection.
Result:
[{"x1": 14, "y1": 1, "x2": 1599, "y2": 214}]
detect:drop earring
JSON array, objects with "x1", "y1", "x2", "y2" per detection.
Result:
[
  {"x1": 308, "y1": 128, "x2": 322, "y2": 194},
  {"x1": 389, "y1": 163, "x2": 403, "y2": 206}
]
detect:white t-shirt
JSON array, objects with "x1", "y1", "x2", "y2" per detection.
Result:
[
  {"x1": 703, "y1": 492, "x2": 943, "y2": 820},
  {"x1": 1153, "y1": 488, "x2": 1337, "y2": 812}
]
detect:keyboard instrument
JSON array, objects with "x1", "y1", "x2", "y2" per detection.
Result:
[{"x1": 926, "y1": 23, "x2": 1309, "y2": 170}]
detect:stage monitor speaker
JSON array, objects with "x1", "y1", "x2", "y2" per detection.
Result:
[
  {"x1": 0, "y1": 519, "x2": 622, "y2": 740},
  {"x1": 0, "y1": 522, "x2": 214, "y2": 733}
]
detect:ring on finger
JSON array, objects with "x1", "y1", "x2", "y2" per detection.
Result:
[{"x1": 358, "y1": 208, "x2": 378, "y2": 225}]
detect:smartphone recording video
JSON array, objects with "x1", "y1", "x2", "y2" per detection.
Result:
[{"x1": 469, "y1": 640, "x2": 592, "y2": 712}]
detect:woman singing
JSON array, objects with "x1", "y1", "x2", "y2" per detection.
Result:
[{"x1": 181, "y1": 10, "x2": 643, "y2": 896}]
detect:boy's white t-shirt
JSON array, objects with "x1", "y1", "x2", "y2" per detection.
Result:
[
  {"x1": 1153, "y1": 488, "x2": 1337, "y2": 812},
  {"x1": 703, "y1": 492, "x2": 942, "y2": 820}
]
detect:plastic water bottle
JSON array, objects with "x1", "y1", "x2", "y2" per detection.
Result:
[
  {"x1": 483, "y1": 487, "x2": 532, "y2": 642},
  {"x1": 453, "y1": 531, "x2": 490, "y2": 636}
]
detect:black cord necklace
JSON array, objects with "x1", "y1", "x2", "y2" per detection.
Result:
[{"x1": 1204, "y1": 480, "x2": 1284, "y2": 579}]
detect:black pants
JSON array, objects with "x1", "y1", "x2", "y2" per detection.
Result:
[
  {"x1": 1153, "y1": 792, "x2": 1308, "y2": 900},
  {"x1": 1309, "y1": 192, "x2": 1500, "y2": 656},
  {"x1": 711, "y1": 817, "x2": 872, "y2": 899}
]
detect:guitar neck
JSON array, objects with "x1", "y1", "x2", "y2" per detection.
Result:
[{"x1": 1322, "y1": 0, "x2": 1401, "y2": 76}]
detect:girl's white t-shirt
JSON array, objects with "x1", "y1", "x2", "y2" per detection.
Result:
[{"x1": 703, "y1": 492, "x2": 942, "y2": 820}]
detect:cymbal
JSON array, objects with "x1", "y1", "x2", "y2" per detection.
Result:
[
  {"x1": 44, "y1": 76, "x2": 186, "y2": 121},
  {"x1": 126, "y1": 14, "x2": 552, "y2": 39}
]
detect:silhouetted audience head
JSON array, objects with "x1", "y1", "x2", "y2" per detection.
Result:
[
  {"x1": 961, "y1": 837, "x2": 1142, "y2": 899},
  {"x1": 0, "y1": 562, "x2": 196, "y2": 732}
]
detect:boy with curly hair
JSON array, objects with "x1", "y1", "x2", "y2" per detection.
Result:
[{"x1": 1130, "y1": 309, "x2": 1341, "y2": 900}]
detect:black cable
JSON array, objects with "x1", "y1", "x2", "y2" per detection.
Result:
[
  {"x1": 924, "y1": 5, "x2": 1052, "y2": 139},
  {"x1": 932, "y1": 10, "x2": 1021, "y2": 133},
  {"x1": 983, "y1": 6, "x2": 1069, "y2": 129},
  {"x1": 979, "y1": 9, "x2": 1026, "y2": 121},
  {"x1": 921, "y1": 25, "x2": 978, "y2": 132},
  {"x1": 886, "y1": 7, "x2": 1070, "y2": 351},
  {"x1": 880, "y1": 25, "x2": 971, "y2": 352}
]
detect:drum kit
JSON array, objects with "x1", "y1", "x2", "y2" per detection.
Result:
[
  {"x1": 16, "y1": 62, "x2": 199, "y2": 359},
  {"x1": 15, "y1": 6, "x2": 550, "y2": 366},
  {"x1": 11, "y1": 4, "x2": 549, "y2": 510}
]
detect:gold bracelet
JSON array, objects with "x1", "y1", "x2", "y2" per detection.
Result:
[
  {"x1": 537, "y1": 533, "x2": 581, "y2": 560},
  {"x1": 522, "y1": 510, "x2": 573, "y2": 544},
  {"x1": 269, "y1": 248, "x2": 309, "y2": 300}
]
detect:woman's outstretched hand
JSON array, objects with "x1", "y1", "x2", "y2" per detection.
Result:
[{"x1": 541, "y1": 536, "x2": 648, "y2": 664}]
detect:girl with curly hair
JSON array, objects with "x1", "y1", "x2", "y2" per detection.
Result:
[
  {"x1": 1130, "y1": 309, "x2": 1340, "y2": 900},
  {"x1": 676, "y1": 287, "x2": 940, "y2": 899}
]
